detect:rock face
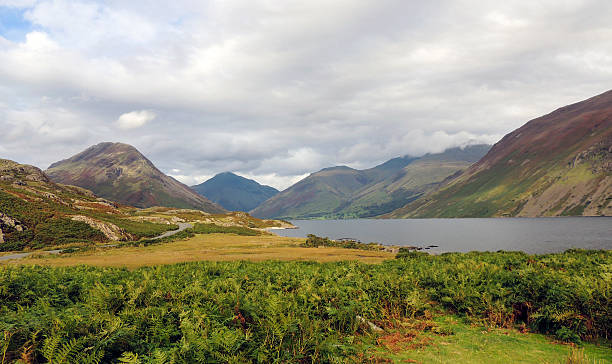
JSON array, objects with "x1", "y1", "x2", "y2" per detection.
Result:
[
  {"x1": 0, "y1": 212, "x2": 24, "y2": 244},
  {"x1": 192, "y1": 172, "x2": 278, "y2": 212},
  {"x1": 251, "y1": 145, "x2": 490, "y2": 219},
  {"x1": 389, "y1": 89, "x2": 612, "y2": 218},
  {"x1": 0, "y1": 211, "x2": 24, "y2": 243},
  {"x1": 70, "y1": 215, "x2": 130, "y2": 241},
  {"x1": 46, "y1": 142, "x2": 226, "y2": 213}
]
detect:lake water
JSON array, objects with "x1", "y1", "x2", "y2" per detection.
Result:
[{"x1": 273, "y1": 217, "x2": 612, "y2": 254}]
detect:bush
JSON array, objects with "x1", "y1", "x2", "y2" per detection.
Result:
[{"x1": 302, "y1": 234, "x2": 387, "y2": 251}]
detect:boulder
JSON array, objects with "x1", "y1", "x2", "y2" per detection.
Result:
[{"x1": 0, "y1": 212, "x2": 24, "y2": 232}]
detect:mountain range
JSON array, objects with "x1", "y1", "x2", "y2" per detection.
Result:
[
  {"x1": 192, "y1": 172, "x2": 278, "y2": 212},
  {"x1": 8, "y1": 90, "x2": 610, "y2": 221},
  {"x1": 251, "y1": 145, "x2": 490, "y2": 219},
  {"x1": 46, "y1": 142, "x2": 225, "y2": 213},
  {"x1": 388, "y1": 90, "x2": 612, "y2": 218}
]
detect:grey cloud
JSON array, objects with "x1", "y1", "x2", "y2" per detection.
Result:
[{"x1": 0, "y1": 0, "x2": 611, "y2": 189}]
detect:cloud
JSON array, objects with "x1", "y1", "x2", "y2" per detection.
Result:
[
  {"x1": 116, "y1": 110, "x2": 156, "y2": 130},
  {"x1": 0, "y1": 0, "x2": 611, "y2": 189},
  {"x1": 0, "y1": 0, "x2": 36, "y2": 8}
]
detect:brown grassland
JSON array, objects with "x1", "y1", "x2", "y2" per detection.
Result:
[{"x1": 4, "y1": 233, "x2": 394, "y2": 268}]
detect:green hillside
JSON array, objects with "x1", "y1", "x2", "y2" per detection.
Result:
[
  {"x1": 0, "y1": 159, "x2": 176, "y2": 251},
  {"x1": 389, "y1": 90, "x2": 612, "y2": 218},
  {"x1": 251, "y1": 145, "x2": 490, "y2": 219}
]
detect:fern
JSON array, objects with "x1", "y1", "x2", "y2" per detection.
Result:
[
  {"x1": 41, "y1": 335, "x2": 61, "y2": 363},
  {"x1": 118, "y1": 352, "x2": 141, "y2": 364}
]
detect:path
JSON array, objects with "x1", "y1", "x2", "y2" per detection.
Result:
[
  {"x1": 0, "y1": 223, "x2": 193, "y2": 262},
  {"x1": 152, "y1": 222, "x2": 193, "y2": 239}
]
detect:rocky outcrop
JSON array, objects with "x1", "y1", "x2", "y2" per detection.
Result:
[
  {"x1": 0, "y1": 212, "x2": 24, "y2": 244},
  {"x1": 70, "y1": 215, "x2": 131, "y2": 241},
  {"x1": 0, "y1": 159, "x2": 50, "y2": 183},
  {"x1": 571, "y1": 136, "x2": 612, "y2": 173}
]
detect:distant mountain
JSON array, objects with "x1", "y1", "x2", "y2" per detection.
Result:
[
  {"x1": 46, "y1": 142, "x2": 226, "y2": 213},
  {"x1": 192, "y1": 172, "x2": 278, "y2": 212},
  {"x1": 388, "y1": 90, "x2": 612, "y2": 218},
  {"x1": 250, "y1": 145, "x2": 490, "y2": 219}
]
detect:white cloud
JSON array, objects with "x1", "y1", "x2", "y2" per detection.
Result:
[
  {"x1": 0, "y1": 0, "x2": 36, "y2": 8},
  {"x1": 115, "y1": 110, "x2": 156, "y2": 130}
]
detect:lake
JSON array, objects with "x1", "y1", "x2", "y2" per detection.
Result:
[{"x1": 273, "y1": 217, "x2": 612, "y2": 254}]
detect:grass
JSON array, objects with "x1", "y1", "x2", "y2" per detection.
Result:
[
  {"x1": 371, "y1": 314, "x2": 611, "y2": 363},
  {"x1": 8, "y1": 234, "x2": 394, "y2": 268}
]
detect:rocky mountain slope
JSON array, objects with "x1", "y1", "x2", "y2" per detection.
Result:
[
  {"x1": 389, "y1": 90, "x2": 612, "y2": 218},
  {"x1": 46, "y1": 142, "x2": 225, "y2": 213},
  {"x1": 192, "y1": 172, "x2": 278, "y2": 212},
  {"x1": 0, "y1": 158, "x2": 175, "y2": 250},
  {"x1": 251, "y1": 145, "x2": 490, "y2": 219}
]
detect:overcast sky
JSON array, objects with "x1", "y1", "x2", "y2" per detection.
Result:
[{"x1": 1, "y1": 0, "x2": 611, "y2": 190}]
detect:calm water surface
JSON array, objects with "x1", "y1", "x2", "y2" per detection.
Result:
[{"x1": 274, "y1": 217, "x2": 612, "y2": 254}]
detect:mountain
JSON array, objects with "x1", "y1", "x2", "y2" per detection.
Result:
[
  {"x1": 250, "y1": 145, "x2": 490, "y2": 219},
  {"x1": 388, "y1": 90, "x2": 612, "y2": 218},
  {"x1": 46, "y1": 142, "x2": 226, "y2": 213},
  {"x1": 192, "y1": 172, "x2": 278, "y2": 212}
]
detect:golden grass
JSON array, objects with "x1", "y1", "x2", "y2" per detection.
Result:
[{"x1": 11, "y1": 234, "x2": 394, "y2": 268}]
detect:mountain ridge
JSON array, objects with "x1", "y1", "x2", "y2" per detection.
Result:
[
  {"x1": 250, "y1": 144, "x2": 490, "y2": 219},
  {"x1": 388, "y1": 90, "x2": 612, "y2": 218}
]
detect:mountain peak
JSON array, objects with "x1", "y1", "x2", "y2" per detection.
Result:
[
  {"x1": 46, "y1": 143, "x2": 225, "y2": 213},
  {"x1": 192, "y1": 172, "x2": 278, "y2": 212}
]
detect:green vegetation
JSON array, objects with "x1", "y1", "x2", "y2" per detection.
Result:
[
  {"x1": 104, "y1": 217, "x2": 177, "y2": 239},
  {"x1": 0, "y1": 250, "x2": 609, "y2": 362},
  {"x1": 0, "y1": 184, "x2": 175, "y2": 251},
  {"x1": 302, "y1": 234, "x2": 391, "y2": 251}
]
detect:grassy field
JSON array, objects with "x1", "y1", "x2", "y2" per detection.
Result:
[{"x1": 6, "y1": 234, "x2": 394, "y2": 268}]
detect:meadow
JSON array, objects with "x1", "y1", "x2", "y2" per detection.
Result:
[{"x1": 0, "y1": 248, "x2": 610, "y2": 363}]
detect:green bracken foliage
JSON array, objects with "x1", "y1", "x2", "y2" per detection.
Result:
[{"x1": 0, "y1": 250, "x2": 609, "y2": 362}]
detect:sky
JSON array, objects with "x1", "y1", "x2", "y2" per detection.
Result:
[{"x1": 0, "y1": 0, "x2": 611, "y2": 190}]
